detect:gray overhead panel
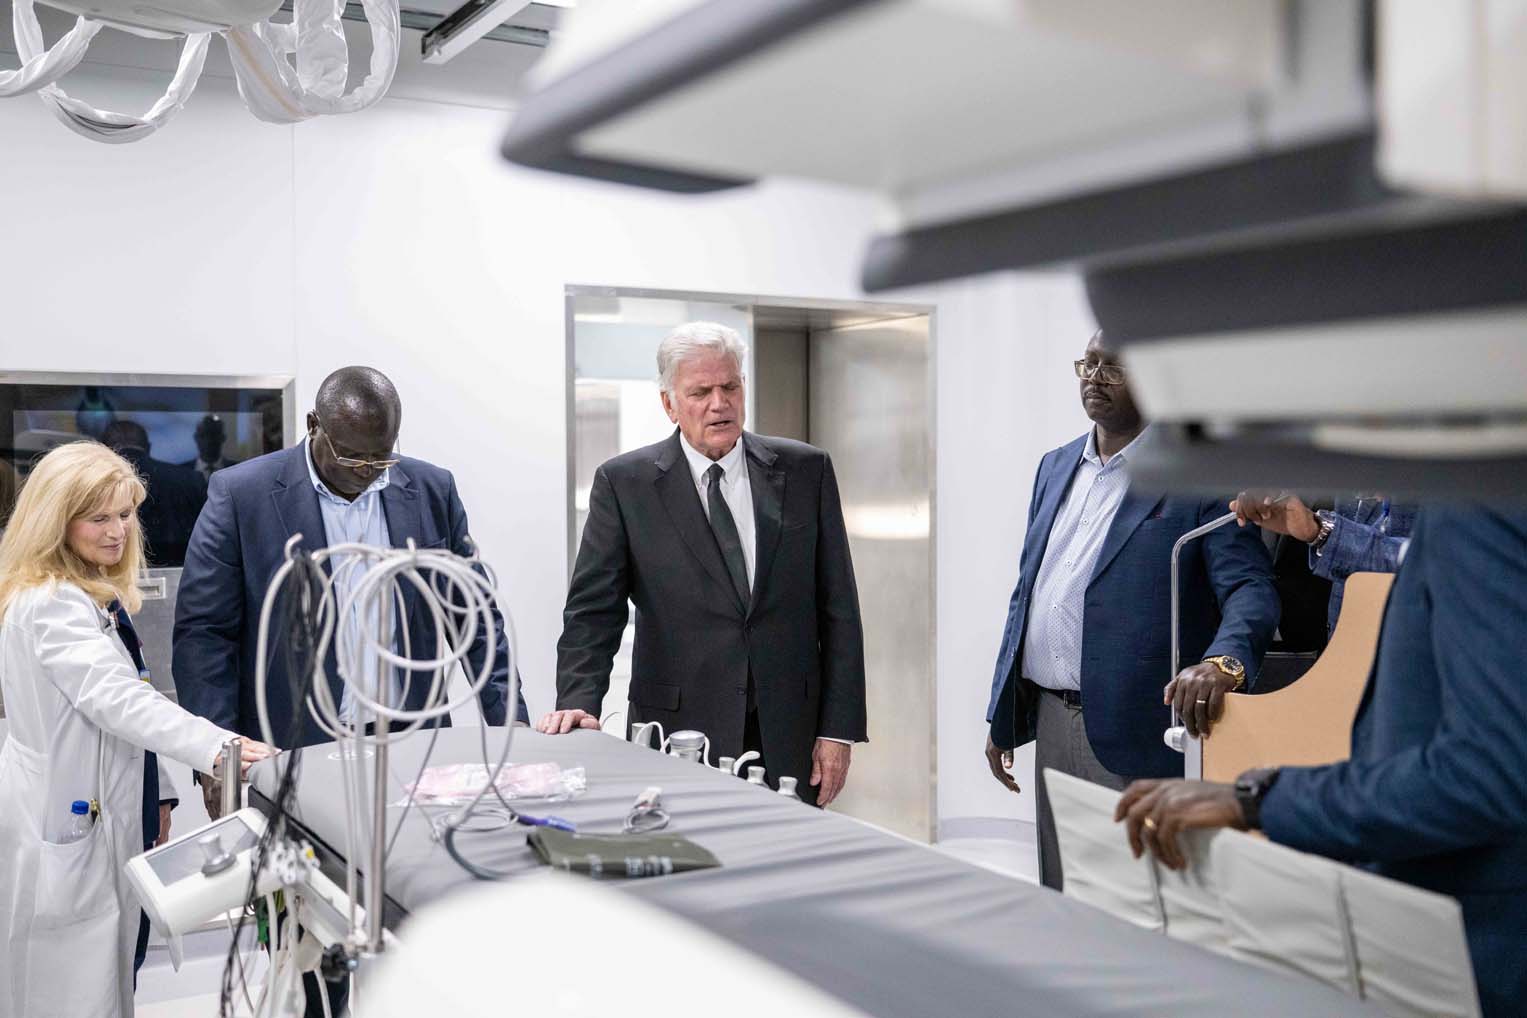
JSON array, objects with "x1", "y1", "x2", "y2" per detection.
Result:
[
  {"x1": 500, "y1": 0, "x2": 1527, "y2": 497},
  {"x1": 502, "y1": 0, "x2": 874, "y2": 191},
  {"x1": 501, "y1": 0, "x2": 1358, "y2": 243}
]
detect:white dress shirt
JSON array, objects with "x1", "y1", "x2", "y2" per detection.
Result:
[
  {"x1": 1021, "y1": 426, "x2": 1148, "y2": 692},
  {"x1": 679, "y1": 432, "x2": 756, "y2": 589}
]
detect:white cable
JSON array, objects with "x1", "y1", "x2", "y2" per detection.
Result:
[
  {"x1": 252, "y1": 534, "x2": 521, "y2": 960},
  {"x1": 224, "y1": 910, "x2": 258, "y2": 1016}
]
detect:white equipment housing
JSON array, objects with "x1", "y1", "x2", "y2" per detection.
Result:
[
  {"x1": 2, "y1": 0, "x2": 402, "y2": 141},
  {"x1": 41, "y1": 0, "x2": 281, "y2": 38},
  {"x1": 364, "y1": 873, "x2": 871, "y2": 1018},
  {"x1": 124, "y1": 807, "x2": 278, "y2": 940},
  {"x1": 125, "y1": 804, "x2": 372, "y2": 965}
]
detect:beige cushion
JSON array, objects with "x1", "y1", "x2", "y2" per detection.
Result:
[
  {"x1": 1156, "y1": 829, "x2": 1231, "y2": 954},
  {"x1": 1044, "y1": 768, "x2": 1163, "y2": 931},
  {"x1": 1342, "y1": 865, "x2": 1480, "y2": 1018},
  {"x1": 1213, "y1": 830, "x2": 1359, "y2": 995}
]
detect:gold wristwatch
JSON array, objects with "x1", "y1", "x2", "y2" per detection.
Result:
[{"x1": 1203, "y1": 655, "x2": 1246, "y2": 690}]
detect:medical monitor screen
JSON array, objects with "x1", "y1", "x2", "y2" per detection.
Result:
[
  {"x1": 147, "y1": 814, "x2": 261, "y2": 887},
  {"x1": 0, "y1": 380, "x2": 286, "y2": 565}
]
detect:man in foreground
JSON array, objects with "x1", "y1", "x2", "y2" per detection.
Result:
[{"x1": 1116, "y1": 505, "x2": 1527, "y2": 1017}]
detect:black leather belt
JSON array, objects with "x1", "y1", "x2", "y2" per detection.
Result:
[{"x1": 1041, "y1": 687, "x2": 1083, "y2": 709}]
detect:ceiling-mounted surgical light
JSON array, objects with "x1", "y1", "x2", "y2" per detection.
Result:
[{"x1": 1, "y1": 0, "x2": 403, "y2": 141}]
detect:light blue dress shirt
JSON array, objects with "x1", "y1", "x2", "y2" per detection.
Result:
[
  {"x1": 303, "y1": 437, "x2": 395, "y2": 724},
  {"x1": 1020, "y1": 427, "x2": 1147, "y2": 692}
]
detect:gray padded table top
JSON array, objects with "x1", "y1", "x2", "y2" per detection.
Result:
[{"x1": 250, "y1": 727, "x2": 1375, "y2": 1018}]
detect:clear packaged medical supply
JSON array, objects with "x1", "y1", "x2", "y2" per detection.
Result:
[{"x1": 394, "y1": 762, "x2": 586, "y2": 807}]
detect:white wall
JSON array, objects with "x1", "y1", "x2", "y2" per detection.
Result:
[
  {"x1": 897, "y1": 274, "x2": 1096, "y2": 825},
  {"x1": 0, "y1": 49, "x2": 1093, "y2": 835}
]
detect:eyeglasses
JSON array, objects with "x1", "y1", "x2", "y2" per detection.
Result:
[
  {"x1": 318, "y1": 429, "x2": 400, "y2": 471},
  {"x1": 1073, "y1": 359, "x2": 1126, "y2": 386}
]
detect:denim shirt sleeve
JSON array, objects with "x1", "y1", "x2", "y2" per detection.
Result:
[{"x1": 1309, "y1": 512, "x2": 1409, "y2": 582}]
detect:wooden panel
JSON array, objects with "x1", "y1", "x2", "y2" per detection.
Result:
[{"x1": 1203, "y1": 572, "x2": 1394, "y2": 782}]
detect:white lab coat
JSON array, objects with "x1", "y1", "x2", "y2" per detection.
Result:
[{"x1": 0, "y1": 581, "x2": 232, "y2": 1018}]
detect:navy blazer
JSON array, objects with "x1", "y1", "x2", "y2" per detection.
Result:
[
  {"x1": 1260, "y1": 507, "x2": 1527, "y2": 1018},
  {"x1": 986, "y1": 433, "x2": 1278, "y2": 777},
  {"x1": 172, "y1": 445, "x2": 525, "y2": 749}
]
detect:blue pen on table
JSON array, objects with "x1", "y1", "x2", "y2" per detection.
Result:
[{"x1": 513, "y1": 811, "x2": 577, "y2": 833}]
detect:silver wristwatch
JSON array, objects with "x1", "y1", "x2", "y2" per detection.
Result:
[{"x1": 1309, "y1": 509, "x2": 1337, "y2": 556}]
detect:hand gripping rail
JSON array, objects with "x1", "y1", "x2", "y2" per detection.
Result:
[{"x1": 1164, "y1": 510, "x2": 1241, "y2": 778}]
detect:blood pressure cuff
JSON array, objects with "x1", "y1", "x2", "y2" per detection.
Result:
[{"x1": 527, "y1": 829, "x2": 720, "y2": 878}]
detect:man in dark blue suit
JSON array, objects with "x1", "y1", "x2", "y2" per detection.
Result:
[
  {"x1": 174, "y1": 366, "x2": 527, "y2": 808},
  {"x1": 1117, "y1": 506, "x2": 1527, "y2": 1017},
  {"x1": 985, "y1": 331, "x2": 1278, "y2": 889}
]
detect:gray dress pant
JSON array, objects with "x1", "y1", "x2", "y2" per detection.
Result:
[{"x1": 1033, "y1": 687, "x2": 1134, "y2": 891}]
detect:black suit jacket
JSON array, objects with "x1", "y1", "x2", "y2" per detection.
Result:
[
  {"x1": 120, "y1": 450, "x2": 208, "y2": 567},
  {"x1": 173, "y1": 445, "x2": 525, "y2": 749},
  {"x1": 557, "y1": 431, "x2": 867, "y2": 800}
]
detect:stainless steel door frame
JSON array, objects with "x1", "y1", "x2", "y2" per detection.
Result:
[
  {"x1": 564, "y1": 286, "x2": 938, "y2": 841},
  {"x1": 806, "y1": 312, "x2": 936, "y2": 842}
]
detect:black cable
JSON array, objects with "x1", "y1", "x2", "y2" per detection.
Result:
[
  {"x1": 441, "y1": 818, "x2": 524, "y2": 881},
  {"x1": 219, "y1": 552, "x2": 326, "y2": 1018}
]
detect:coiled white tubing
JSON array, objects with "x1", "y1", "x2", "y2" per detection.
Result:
[
  {"x1": 251, "y1": 537, "x2": 520, "y2": 954},
  {"x1": 255, "y1": 537, "x2": 517, "y2": 748}
]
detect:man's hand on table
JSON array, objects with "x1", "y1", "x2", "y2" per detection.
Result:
[{"x1": 536, "y1": 708, "x2": 600, "y2": 734}]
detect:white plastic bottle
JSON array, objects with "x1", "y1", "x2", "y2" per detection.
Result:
[{"x1": 59, "y1": 800, "x2": 93, "y2": 843}]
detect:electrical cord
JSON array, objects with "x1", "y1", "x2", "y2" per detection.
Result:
[
  {"x1": 622, "y1": 786, "x2": 670, "y2": 833},
  {"x1": 220, "y1": 549, "x2": 324, "y2": 1018},
  {"x1": 383, "y1": 720, "x2": 441, "y2": 862},
  {"x1": 623, "y1": 806, "x2": 670, "y2": 834},
  {"x1": 230, "y1": 533, "x2": 522, "y2": 1014},
  {"x1": 223, "y1": 910, "x2": 257, "y2": 1017}
]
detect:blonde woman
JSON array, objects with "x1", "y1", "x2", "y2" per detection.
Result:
[{"x1": 0, "y1": 442, "x2": 274, "y2": 1018}]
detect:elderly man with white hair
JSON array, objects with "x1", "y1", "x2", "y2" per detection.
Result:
[{"x1": 539, "y1": 322, "x2": 867, "y2": 805}]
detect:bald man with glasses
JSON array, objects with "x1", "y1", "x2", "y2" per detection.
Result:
[
  {"x1": 174, "y1": 365, "x2": 527, "y2": 812},
  {"x1": 983, "y1": 331, "x2": 1278, "y2": 890}
]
